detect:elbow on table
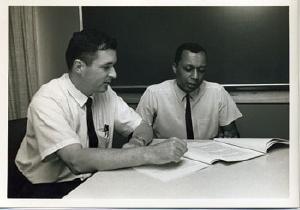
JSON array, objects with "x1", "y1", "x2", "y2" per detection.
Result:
[
  {"x1": 56, "y1": 144, "x2": 93, "y2": 175},
  {"x1": 67, "y1": 160, "x2": 85, "y2": 175},
  {"x1": 64, "y1": 152, "x2": 99, "y2": 175}
]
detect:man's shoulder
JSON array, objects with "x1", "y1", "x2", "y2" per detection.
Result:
[
  {"x1": 31, "y1": 74, "x2": 68, "y2": 103},
  {"x1": 203, "y1": 81, "x2": 224, "y2": 91},
  {"x1": 146, "y1": 80, "x2": 174, "y2": 93}
]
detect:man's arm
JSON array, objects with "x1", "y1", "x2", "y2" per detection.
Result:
[
  {"x1": 218, "y1": 86, "x2": 242, "y2": 138},
  {"x1": 218, "y1": 121, "x2": 240, "y2": 138},
  {"x1": 56, "y1": 137, "x2": 187, "y2": 174},
  {"x1": 123, "y1": 120, "x2": 153, "y2": 148},
  {"x1": 136, "y1": 87, "x2": 157, "y2": 126}
]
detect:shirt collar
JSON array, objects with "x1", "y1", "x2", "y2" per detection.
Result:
[
  {"x1": 64, "y1": 73, "x2": 89, "y2": 107},
  {"x1": 173, "y1": 80, "x2": 204, "y2": 102}
]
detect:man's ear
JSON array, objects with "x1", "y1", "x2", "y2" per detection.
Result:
[
  {"x1": 72, "y1": 59, "x2": 86, "y2": 74},
  {"x1": 172, "y1": 63, "x2": 177, "y2": 74}
]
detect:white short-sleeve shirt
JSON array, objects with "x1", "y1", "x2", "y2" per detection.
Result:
[
  {"x1": 15, "y1": 73, "x2": 141, "y2": 183},
  {"x1": 136, "y1": 80, "x2": 242, "y2": 139}
]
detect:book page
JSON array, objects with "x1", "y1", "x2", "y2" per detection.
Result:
[
  {"x1": 214, "y1": 138, "x2": 289, "y2": 153},
  {"x1": 184, "y1": 141, "x2": 264, "y2": 164},
  {"x1": 133, "y1": 158, "x2": 209, "y2": 182},
  {"x1": 266, "y1": 138, "x2": 289, "y2": 149}
]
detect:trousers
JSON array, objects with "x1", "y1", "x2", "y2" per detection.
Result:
[{"x1": 19, "y1": 178, "x2": 84, "y2": 198}]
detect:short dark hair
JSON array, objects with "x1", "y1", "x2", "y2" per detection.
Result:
[
  {"x1": 174, "y1": 42, "x2": 207, "y2": 65},
  {"x1": 65, "y1": 29, "x2": 117, "y2": 70}
]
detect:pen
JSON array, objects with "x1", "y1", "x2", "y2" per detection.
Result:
[{"x1": 104, "y1": 124, "x2": 109, "y2": 138}]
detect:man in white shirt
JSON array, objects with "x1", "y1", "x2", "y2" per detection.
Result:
[
  {"x1": 136, "y1": 43, "x2": 242, "y2": 140},
  {"x1": 15, "y1": 29, "x2": 187, "y2": 198}
]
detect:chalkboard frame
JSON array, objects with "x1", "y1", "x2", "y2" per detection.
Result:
[{"x1": 112, "y1": 84, "x2": 289, "y2": 93}]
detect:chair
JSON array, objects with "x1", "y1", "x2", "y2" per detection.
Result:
[
  {"x1": 7, "y1": 118, "x2": 29, "y2": 198},
  {"x1": 7, "y1": 117, "x2": 131, "y2": 197}
]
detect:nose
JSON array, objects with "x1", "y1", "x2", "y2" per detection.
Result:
[
  {"x1": 109, "y1": 67, "x2": 117, "y2": 79},
  {"x1": 191, "y1": 69, "x2": 199, "y2": 80}
]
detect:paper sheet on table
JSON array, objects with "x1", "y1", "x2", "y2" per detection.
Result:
[{"x1": 133, "y1": 158, "x2": 209, "y2": 182}]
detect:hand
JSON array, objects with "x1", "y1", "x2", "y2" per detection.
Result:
[{"x1": 146, "y1": 137, "x2": 188, "y2": 165}]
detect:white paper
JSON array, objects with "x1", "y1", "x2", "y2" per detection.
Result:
[
  {"x1": 185, "y1": 141, "x2": 264, "y2": 164},
  {"x1": 134, "y1": 158, "x2": 209, "y2": 182}
]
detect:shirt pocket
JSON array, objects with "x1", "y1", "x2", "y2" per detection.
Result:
[{"x1": 95, "y1": 128, "x2": 110, "y2": 148}]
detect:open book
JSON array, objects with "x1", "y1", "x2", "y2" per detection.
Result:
[
  {"x1": 133, "y1": 138, "x2": 288, "y2": 181},
  {"x1": 184, "y1": 138, "x2": 289, "y2": 164}
]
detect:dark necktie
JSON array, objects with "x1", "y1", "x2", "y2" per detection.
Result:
[
  {"x1": 86, "y1": 97, "x2": 98, "y2": 148},
  {"x1": 185, "y1": 94, "x2": 194, "y2": 139}
]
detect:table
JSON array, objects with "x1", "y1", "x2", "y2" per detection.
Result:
[{"x1": 64, "y1": 146, "x2": 289, "y2": 199}]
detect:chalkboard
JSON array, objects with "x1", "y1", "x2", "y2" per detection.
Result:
[{"x1": 82, "y1": 6, "x2": 289, "y2": 86}]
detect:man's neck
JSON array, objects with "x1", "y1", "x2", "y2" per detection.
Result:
[
  {"x1": 69, "y1": 72, "x2": 91, "y2": 96},
  {"x1": 175, "y1": 82, "x2": 200, "y2": 98}
]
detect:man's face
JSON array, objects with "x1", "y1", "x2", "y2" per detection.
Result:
[
  {"x1": 81, "y1": 49, "x2": 117, "y2": 94},
  {"x1": 173, "y1": 50, "x2": 207, "y2": 93}
]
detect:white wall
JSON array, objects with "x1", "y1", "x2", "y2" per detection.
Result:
[{"x1": 35, "y1": 7, "x2": 80, "y2": 86}]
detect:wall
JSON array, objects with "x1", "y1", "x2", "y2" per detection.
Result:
[
  {"x1": 236, "y1": 104, "x2": 289, "y2": 139},
  {"x1": 35, "y1": 7, "x2": 80, "y2": 86}
]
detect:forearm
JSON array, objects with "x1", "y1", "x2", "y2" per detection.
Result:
[
  {"x1": 59, "y1": 145, "x2": 152, "y2": 174},
  {"x1": 77, "y1": 138, "x2": 187, "y2": 172},
  {"x1": 219, "y1": 122, "x2": 240, "y2": 138},
  {"x1": 57, "y1": 138, "x2": 187, "y2": 175},
  {"x1": 128, "y1": 120, "x2": 153, "y2": 146}
]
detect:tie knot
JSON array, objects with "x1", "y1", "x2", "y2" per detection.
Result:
[
  {"x1": 86, "y1": 97, "x2": 93, "y2": 107},
  {"x1": 186, "y1": 94, "x2": 191, "y2": 101}
]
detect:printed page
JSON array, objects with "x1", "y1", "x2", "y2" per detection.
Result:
[
  {"x1": 184, "y1": 141, "x2": 264, "y2": 164},
  {"x1": 214, "y1": 138, "x2": 289, "y2": 153},
  {"x1": 133, "y1": 158, "x2": 209, "y2": 182}
]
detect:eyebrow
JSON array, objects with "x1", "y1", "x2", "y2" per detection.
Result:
[
  {"x1": 184, "y1": 64, "x2": 207, "y2": 67},
  {"x1": 102, "y1": 61, "x2": 116, "y2": 66}
]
